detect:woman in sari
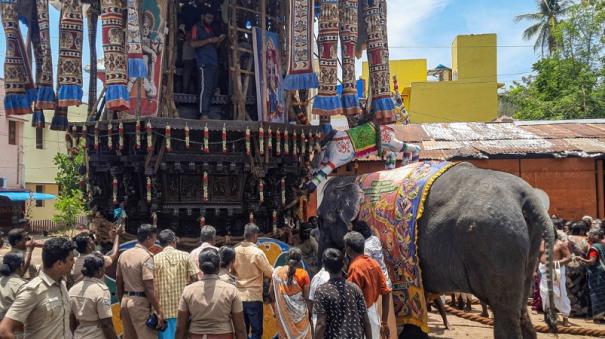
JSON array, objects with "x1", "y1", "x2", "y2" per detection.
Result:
[
  {"x1": 270, "y1": 247, "x2": 312, "y2": 339},
  {"x1": 580, "y1": 229, "x2": 605, "y2": 323}
]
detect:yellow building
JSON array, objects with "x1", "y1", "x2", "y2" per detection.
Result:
[
  {"x1": 362, "y1": 33, "x2": 499, "y2": 123},
  {"x1": 23, "y1": 106, "x2": 87, "y2": 220}
]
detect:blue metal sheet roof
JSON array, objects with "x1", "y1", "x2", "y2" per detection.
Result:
[{"x1": 0, "y1": 192, "x2": 57, "y2": 201}]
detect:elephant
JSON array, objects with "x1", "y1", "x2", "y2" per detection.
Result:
[
  {"x1": 308, "y1": 122, "x2": 421, "y2": 191},
  {"x1": 315, "y1": 161, "x2": 557, "y2": 339}
]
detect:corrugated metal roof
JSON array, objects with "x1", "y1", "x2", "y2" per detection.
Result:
[{"x1": 359, "y1": 120, "x2": 605, "y2": 161}]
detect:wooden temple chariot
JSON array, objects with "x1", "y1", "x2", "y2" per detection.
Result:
[{"x1": 67, "y1": 0, "x2": 322, "y2": 239}]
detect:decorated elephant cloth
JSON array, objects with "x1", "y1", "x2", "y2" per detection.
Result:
[
  {"x1": 312, "y1": 0, "x2": 343, "y2": 117},
  {"x1": 57, "y1": 0, "x2": 84, "y2": 107},
  {"x1": 101, "y1": 0, "x2": 130, "y2": 111},
  {"x1": 127, "y1": 0, "x2": 147, "y2": 79},
  {"x1": 283, "y1": 0, "x2": 319, "y2": 90},
  {"x1": 364, "y1": 0, "x2": 395, "y2": 124},
  {"x1": 356, "y1": 161, "x2": 458, "y2": 333},
  {"x1": 1, "y1": 0, "x2": 34, "y2": 116}
]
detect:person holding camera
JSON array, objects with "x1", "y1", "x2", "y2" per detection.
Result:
[
  {"x1": 116, "y1": 224, "x2": 164, "y2": 339},
  {"x1": 190, "y1": 10, "x2": 225, "y2": 119}
]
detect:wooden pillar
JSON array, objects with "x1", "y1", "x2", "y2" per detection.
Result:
[{"x1": 597, "y1": 160, "x2": 604, "y2": 219}]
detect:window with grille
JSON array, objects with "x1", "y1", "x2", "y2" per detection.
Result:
[
  {"x1": 36, "y1": 128, "x2": 44, "y2": 149},
  {"x1": 8, "y1": 121, "x2": 16, "y2": 145}
]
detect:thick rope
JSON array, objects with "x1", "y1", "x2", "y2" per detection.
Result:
[{"x1": 444, "y1": 305, "x2": 605, "y2": 337}]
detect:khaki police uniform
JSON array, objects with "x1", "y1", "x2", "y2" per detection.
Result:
[
  {"x1": 0, "y1": 273, "x2": 27, "y2": 319},
  {"x1": 69, "y1": 277, "x2": 113, "y2": 339},
  {"x1": 70, "y1": 253, "x2": 113, "y2": 284},
  {"x1": 117, "y1": 244, "x2": 156, "y2": 339},
  {"x1": 4, "y1": 271, "x2": 72, "y2": 339}
]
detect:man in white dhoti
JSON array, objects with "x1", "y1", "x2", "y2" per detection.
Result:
[{"x1": 539, "y1": 238, "x2": 572, "y2": 326}]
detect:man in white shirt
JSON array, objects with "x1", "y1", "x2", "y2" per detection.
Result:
[
  {"x1": 190, "y1": 225, "x2": 219, "y2": 278},
  {"x1": 309, "y1": 266, "x2": 330, "y2": 327}
]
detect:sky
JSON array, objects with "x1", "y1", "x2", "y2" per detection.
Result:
[{"x1": 0, "y1": 0, "x2": 542, "y2": 103}]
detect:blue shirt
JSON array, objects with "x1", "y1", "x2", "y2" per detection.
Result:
[{"x1": 192, "y1": 23, "x2": 218, "y2": 67}]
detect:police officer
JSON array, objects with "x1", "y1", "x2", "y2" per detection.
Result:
[
  {"x1": 116, "y1": 224, "x2": 164, "y2": 339},
  {"x1": 69, "y1": 254, "x2": 117, "y2": 339},
  {"x1": 0, "y1": 252, "x2": 26, "y2": 320},
  {"x1": 0, "y1": 237, "x2": 75, "y2": 339},
  {"x1": 6, "y1": 228, "x2": 42, "y2": 279}
]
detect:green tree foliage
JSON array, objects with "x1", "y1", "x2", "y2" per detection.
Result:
[
  {"x1": 52, "y1": 148, "x2": 86, "y2": 228},
  {"x1": 504, "y1": 2, "x2": 605, "y2": 120},
  {"x1": 515, "y1": 0, "x2": 572, "y2": 55}
]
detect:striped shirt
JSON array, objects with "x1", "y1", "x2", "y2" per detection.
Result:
[{"x1": 154, "y1": 246, "x2": 197, "y2": 318}]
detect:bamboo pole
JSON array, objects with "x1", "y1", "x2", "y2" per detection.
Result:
[
  {"x1": 260, "y1": 0, "x2": 267, "y2": 121},
  {"x1": 87, "y1": 4, "x2": 99, "y2": 117},
  {"x1": 136, "y1": 0, "x2": 144, "y2": 119}
]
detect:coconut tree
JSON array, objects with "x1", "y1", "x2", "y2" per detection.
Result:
[{"x1": 514, "y1": 0, "x2": 572, "y2": 55}]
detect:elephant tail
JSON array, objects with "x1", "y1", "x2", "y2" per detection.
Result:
[
  {"x1": 543, "y1": 216, "x2": 558, "y2": 333},
  {"x1": 525, "y1": 196, "x2": 558, "y2": 333}
]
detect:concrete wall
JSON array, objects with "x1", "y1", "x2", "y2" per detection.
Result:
[
  {"x1": 25, "y1": 183, "x2": 59, "y2": 220},
  {"x1": 22, "y1": 106, "x2": 87, "y2": 220},
  {"x1": 361, "y1": 59, "x2": 427, "y2": 92},
  {"x1": 452, "y1": 33, "x2": 497, "y2": 83},
  {"x1": 0, "y1": 79, "x2": 25, "y2": 189},
  {"x1": 408, "y1": 81, "x2": 498, "y2": 123},
  {"x1": 360, "y1": 34, "x2": 499, "y2": 124}
]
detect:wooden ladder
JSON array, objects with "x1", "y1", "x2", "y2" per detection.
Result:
[{"x1": 227, "y1": 0, "x2": 267, "y2": 121}]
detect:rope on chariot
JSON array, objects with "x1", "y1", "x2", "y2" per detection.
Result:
[{"x1": 444, "y1": 305, "x2": 605, "y2": 337}]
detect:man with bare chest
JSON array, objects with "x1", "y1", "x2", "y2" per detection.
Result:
[{"x1": 539, "y1": 237, "x2": 572, "y2": 326}]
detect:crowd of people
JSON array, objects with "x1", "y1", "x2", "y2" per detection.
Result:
[
  {"x1": 0, "y1": 219, "x2": 396, "y2": 339},
  {"x1": 533, "y1": 215, "x2": 605, "y2": 326}
]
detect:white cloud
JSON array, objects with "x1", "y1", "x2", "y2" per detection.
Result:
[
  {"x1": 356, "y1": 0, "x2": 450, "y2": 73},
  {"x1": 386, "y1": 0, "x2": 450, "y2": 47}
]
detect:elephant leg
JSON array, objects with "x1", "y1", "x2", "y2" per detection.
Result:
[
  {"x1": 480, "y1": 301, "x2": 489, "y2": 318},
  {"x1": 520, "y1": 264, "x2": 538, "y2": 339},
  {"x1": 398, "y1": 325, "x2": 428, "y2": 339},
  {"x1": 492, "y1": 304, "x2": 523, "y2": 339},
  {"x1": 520, "y1": 307, "x2": 537, "y2": 339}
]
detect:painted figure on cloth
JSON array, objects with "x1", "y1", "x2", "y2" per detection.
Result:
[
  {"x1": 141, "y1": 11, "x2": 160, "y2": 98},
  {"x1": 266, "y1": 38, "x2": 283, "y2": 122},
  {"x1": 127, "y1": 0, "x2": 167, "y2": 117},
  {"x1": 253, "y1": 28, "x2": 285, "y2": 123}
]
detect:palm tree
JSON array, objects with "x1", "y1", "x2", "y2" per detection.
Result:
[{"x1": 514, "y1": 0, "x2": 572, "y2": 55}]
